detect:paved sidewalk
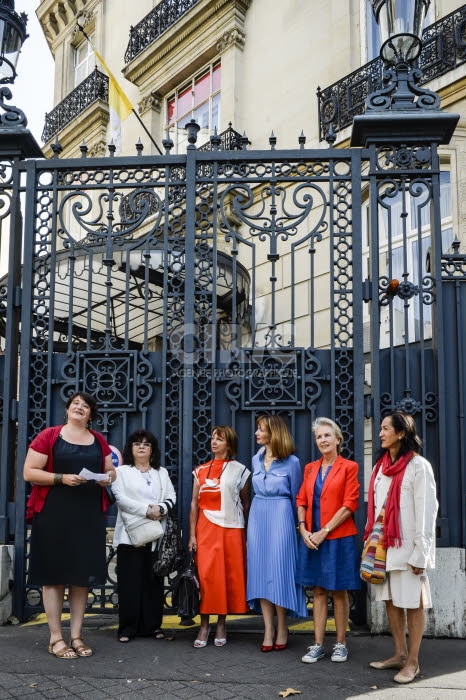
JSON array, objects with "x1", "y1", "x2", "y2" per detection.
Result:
[{"x1": 0, "y1": 615, "x2": 465, "y2": 699}]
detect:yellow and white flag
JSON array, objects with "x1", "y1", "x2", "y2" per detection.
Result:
[{"x1": 94, "y1": 48, "x2": 133, "y2": 154}]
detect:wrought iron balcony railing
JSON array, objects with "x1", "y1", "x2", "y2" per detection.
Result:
[
  {"x1": 197, "y1": 123, "x2": 244, "y2": 151},
  {"x1": 42, "y1": 68, "x2": 109, "y2": 143},
  {"x1": 317, "y1": 3, "x2": 466, "y2": 141},
  {"x1": 125, "y1": 0, "x2": 200, "y2": 64}
]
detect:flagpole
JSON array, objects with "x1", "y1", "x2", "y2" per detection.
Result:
[
  {"x1": 78, "y1": 24, "x2": 164, "y2": 156},
  {"x1": 130, "y1": 108, "x2": 163, "y2": 155}
]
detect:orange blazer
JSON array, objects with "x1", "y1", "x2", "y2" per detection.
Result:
[{"x1": 296, "y1": 455, "x2": 359, "y2": 539}]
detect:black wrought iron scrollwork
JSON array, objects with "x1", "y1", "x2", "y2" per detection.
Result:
[
  {"x1": 303, "y1": 350, "x2": 324, "y2": 409},
  {"x1": 60, "y1": 351, "x2": 156, "y2": 414},
  {"x1": 57, "y1": 187, "x2": 163, "y2": 248},
  {"x1": 0, "y1": 86, "x2": 27, "y2": 128},
  {"x1": 380, "y1": 392, "x2": 437, "y2": 423},
  {"x1": 0, "y1": 189, "x2": 12, "y2": 225},
  {"x1": 394, "y1": 277, "x2": 419, "y2": 301},
  {"x1": 424, "y1": 392, "x2": 439, "y2": 423},
  {"x1": 376, "y1": 144, "x2": 433, "y2": 172},
  {"x1": 220, "y1": 181, "x2": 327, "y2": 242},
  {"x1": 241, "y1": 349, "x2": 304, "y2": 410},
  {"x1": 365, "y1": 64, "x2": 440, "y2": 113},
  {"x1": 119, "y1": 189, "x2": 160, "y2": 223}
]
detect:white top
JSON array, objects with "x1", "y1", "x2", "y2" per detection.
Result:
[
  {"x1": 373, "y1": 454, "x2": 438, "y2": 571},
  {"x1": 112, "y1": 464, "x2": 176, "y2": 547},
  {"x1": 194, "y1": 459, "x2": 250, "y2": 528}
]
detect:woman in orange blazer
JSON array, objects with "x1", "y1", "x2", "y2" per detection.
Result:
[{"x1": 296, "y1": 417, "x2": 360, "y2": 665}]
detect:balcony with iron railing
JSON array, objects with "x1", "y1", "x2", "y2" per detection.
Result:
[
  {"x1": 42, "y1": 68, "x2": 109, "y2": 143},
  {"x1": 197, "y1": 123, "x2": 246, "y2": 151},
  {"x1": 317, "y1": 3, "x2": 466, "y2": 142},
  {"x1": 124, "y1": 0, "x2": 200, "y2": 64}
]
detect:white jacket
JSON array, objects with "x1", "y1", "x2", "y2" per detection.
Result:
[
  {"x1": 374, "y1": 454, "x2": 438, "y2": 571},
  {"x1": 112, "y1": 464, "x2": 176, "y2": 548}
]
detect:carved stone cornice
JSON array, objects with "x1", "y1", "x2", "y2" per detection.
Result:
[
  {"x1": 37, "y1": 0, "x2": 97, "y2": 49},
  {"x1": 138, "y1": 92, "x2": 163, "y2": 116},
  {"x1": 86, "y1": 140, "x2": 108, "y2": 159},
  {"x1": 216, "y1": 28, "x2": 246, "y2": 53},
  {"x1": 71, "y1": 10, "x2": 95, "y2": 40}
]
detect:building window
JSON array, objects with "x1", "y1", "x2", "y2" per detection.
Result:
[
  {"x1": 166, "y1": 62, "x2": 221, "y2": 152},
  {"x1": 74, "y1": 35, "x2": 95, "y2": 87},
  {"x1": 365, "y1": 0, "x2": 380, "y2": 62}
]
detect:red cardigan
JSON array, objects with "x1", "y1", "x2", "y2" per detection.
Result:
[
  {"x1": 25, "y1": 425, "x2": 112, "y2": 522},
  {"x1": 296, "y1": 454, "x2": 359, "y2": 539}
]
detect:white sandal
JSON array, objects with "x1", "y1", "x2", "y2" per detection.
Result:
[{"x1": 194, "y1": 627, "x2": 210, "y2": 648}]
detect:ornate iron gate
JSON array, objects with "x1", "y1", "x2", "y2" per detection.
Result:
[
  {"x1": 1, "y1": 137, "x2": 363, "y2": 618},
  {"x1": 0, "y1": 125, "x2": 462, "y2": 621}
]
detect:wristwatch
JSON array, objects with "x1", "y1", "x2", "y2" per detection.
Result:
[{"x1": 159, "y1": 505, "x2": 165, "y2": 515}]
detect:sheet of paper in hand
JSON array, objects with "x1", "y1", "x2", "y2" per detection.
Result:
[{"x1": 79, "y1": 468, "x2": 109, "y2": 482}]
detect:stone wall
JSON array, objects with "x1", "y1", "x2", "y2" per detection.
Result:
[{"x1": 367, "y1": 548, "x2": 466, "y2": 638}]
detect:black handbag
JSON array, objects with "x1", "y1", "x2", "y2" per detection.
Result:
[
  {"x1": 104, "y1": 485, "x2": 116, "y2": 505},
  {"x1": 152, "y1": 511, "x2": 184, "y2": 578},
  {"x1": 171, "y1": 554, "x2": 200, "y2": 619}
]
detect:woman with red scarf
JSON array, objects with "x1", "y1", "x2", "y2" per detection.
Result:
[{"x1": 364, "y1": 412, "x2": 437, "y2": 685}]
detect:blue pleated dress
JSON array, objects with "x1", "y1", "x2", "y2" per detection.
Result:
[
  {"x1": 296, "y1": 467, "x2": 361, "y2": 591},
  {"x1": 247, "y1": 450, "x2": 308, "y2": 618}
]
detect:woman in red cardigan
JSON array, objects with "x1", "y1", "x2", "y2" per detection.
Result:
[
  {"x1": 296, "y1": 417, "x2": 360, "y2": 665},
  {"x1": 24, "y1": 392, "x2": 115, "y2": 659}
]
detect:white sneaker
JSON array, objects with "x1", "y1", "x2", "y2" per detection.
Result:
[
  {"x1": 331, "y1": 642, "x2": 348, "y2": 662},
  {"x1": 302, "y1": 643, "x2": 326, "y2": 663}
]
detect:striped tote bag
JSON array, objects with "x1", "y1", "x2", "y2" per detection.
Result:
[{"x1": 360, "y1": 504, "x2": 387, "y2": 585}]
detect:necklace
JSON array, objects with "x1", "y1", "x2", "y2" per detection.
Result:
[
  {"x1": 263, "y1": 452, "x2": 275, "y2": 470},
  {"x1": 205, "y1": 459, "x2": 229, "y2": 486},
  {"x1": 321, "y1": 463, "x2": 333, "y2": 479},
  {"x1": 137, "y1": 466, "x2": 152, "y2": 486}
]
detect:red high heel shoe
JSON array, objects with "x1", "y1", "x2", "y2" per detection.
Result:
[
  {"x1": 261, "y1": 629, "x2": 277, "y2": 653},
  {"x1": 273, "y1": 628, "x2": 289, "y2": 651}
]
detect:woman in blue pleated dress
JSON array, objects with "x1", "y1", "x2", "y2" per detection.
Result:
[
  {"x1": 247, "y1": 415, "x2": 307, "y2": 652},
  {"x1": 296, "y1": 417, "x2": 360, "y2": 665}
]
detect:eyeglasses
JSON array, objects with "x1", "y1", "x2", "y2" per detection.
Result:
[{"x1": 133, "y1": 442, "x2": 151, "y2": 449}]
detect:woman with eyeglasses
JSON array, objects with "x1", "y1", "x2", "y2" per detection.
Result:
[
  {"x1": 188, "y1": 426, "x2": 250, "y2": 648},
  {"x1": 112, "y1": 430, "x2": 176, "y2": 643}
]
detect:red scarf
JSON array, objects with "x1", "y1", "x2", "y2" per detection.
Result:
[{"x1": 364, "y1": 450, "x2": 413, "y2": 548}]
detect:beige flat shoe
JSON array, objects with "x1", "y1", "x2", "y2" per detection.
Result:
[
  {"x1": 393, "y1": 666, "x2": 420, "y2": 684},
  {"x1": 370, "y1": 659, "x2": 405, "y2": 670}
]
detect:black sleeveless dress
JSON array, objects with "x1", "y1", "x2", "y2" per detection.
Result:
[{"x1": 29, "y1": 435, "x2": 107, "y2": 586}]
